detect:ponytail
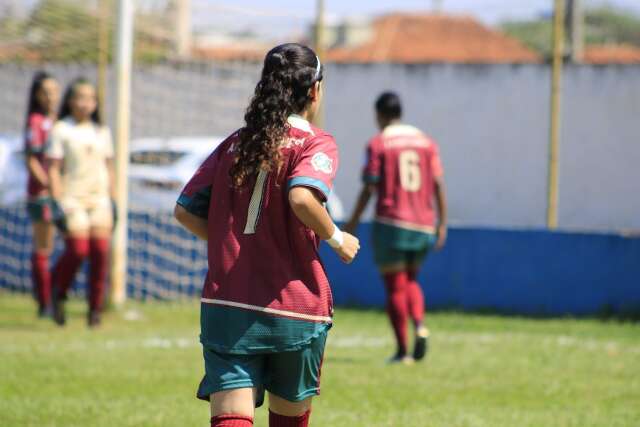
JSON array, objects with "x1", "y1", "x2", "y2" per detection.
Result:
[{"x1": 230, "y1": 43, "x2": 323, "y2": 187}]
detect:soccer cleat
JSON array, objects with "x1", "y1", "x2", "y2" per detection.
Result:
[
  {"x1": 88, "y1": 311, "x2": 101, "y2": 328},
  {"x1": 51, "y1": 291, "x2": 66, "y2": 326},
  {"x1": 413, "y1": 326, "x2": 430, "y2": 361},
  {"x1": 387, "y1": 352, "x2": 415, "y2": 365},
  {"x1": 37, "y1": 305, "x2": 53, "y2": 319}
]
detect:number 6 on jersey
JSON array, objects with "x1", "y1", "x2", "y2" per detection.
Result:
[{"x1": 399, "y1": 149, "x2": 421, "y2": 192}]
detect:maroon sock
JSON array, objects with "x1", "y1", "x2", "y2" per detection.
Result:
[
  {"x1": 383, "y1": 271, "x2": 409, "y2": 355},
  {"x1": 32, "y1": 251, "x2": 51, "y2": 307},
  {"x1": 406, "y1": 276, "x2": 425, "y2": 326},
  {"x1": 210, "y1": 414, "x2": 253, "y2": 427},
  {"x1": 269, "y1": 409, "x2": 311, "y2": 427},
  {"x1": 52, "y1": 237, "x2": 89, "y2": 298},
  {"x1": 88, "y1": 238, "x2": 110, "y2": 312}
]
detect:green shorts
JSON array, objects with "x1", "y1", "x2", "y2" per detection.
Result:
[
  {"x1": 372, "y1": 221, "x2": 436, "y2": 271},
  {"x1": 196, "y1": 330, "x2": 327, "y2": 407},
  {"x1": 26, "y1": 197, "x2": 53, "y2": 223}
]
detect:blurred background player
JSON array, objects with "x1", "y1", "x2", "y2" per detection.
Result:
[
  {"x1": 174, "y1": 43, "x2": 359, "y2": 427},
  {"x1": 345, "y1": 91, "x2": 448, "y2": 364},
  {"x1": 24, "y1": 71, "x2": 60, "y2": 318},
  {"x1": 46, "y1": 78, "x2": 115, "y2": 327}
]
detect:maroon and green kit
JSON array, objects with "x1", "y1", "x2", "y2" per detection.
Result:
[{"x1": 177, "y1": 115, "x2": 339, "y2": 354}]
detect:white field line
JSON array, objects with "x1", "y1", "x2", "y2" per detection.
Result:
[{"x1": 1, "y1": 331, "x2": 639, "y2": 355}]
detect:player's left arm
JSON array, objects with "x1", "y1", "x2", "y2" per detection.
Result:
[
  {"x1": 432, "y1": 143, "x2": 448, "y2": 250},
  {"x1": 434, "y1": 176, "x2": 448, "y2": 250}
]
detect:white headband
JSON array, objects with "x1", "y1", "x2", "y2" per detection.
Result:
[{"x1": 314, "y1": 55, "x2": 322, "y2": 81}]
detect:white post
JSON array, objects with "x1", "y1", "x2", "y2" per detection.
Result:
[
  {"x1": 111, "y1": 0, "x2": 134, "y2": 307},
  {"x1": 570, "y1": 0, "x2": 584, "y2": 62},
  {"x1": 175, "y1": 0, "x2": 192, "y2": 58}
]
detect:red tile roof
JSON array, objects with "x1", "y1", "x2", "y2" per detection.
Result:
[
  {"x1": 191, "y1": 46, "x2": 268, "y2": 62},
  {"x1": 583, "y1": 44, "x2": 640, "y2": 64},
  {"x1": 327, "y1": 13, "x2": 541, "y2": 64}
]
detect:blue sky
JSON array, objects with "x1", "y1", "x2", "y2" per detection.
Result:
[{"x1": 191, "y1": 0, "x2": 640, "y2": 38}]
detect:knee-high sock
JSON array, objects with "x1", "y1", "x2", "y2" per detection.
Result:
[
  {"x1": 384, "y1": 271, "x2": 409, "y2": 355},
  {"x1": 407, "y1": 270, "x2": 425, "y2": 326},
  {"x1": 211, "y1": 414, "x2": 253, "y2": 427},
  {"x1": 269, "y1": 410, "x2": 311, "y2": 427},
  {"x1": 32, "y1": 251, "x2": 51, "y2": 307},
  {"x1": 52, "y1": 238, "x2": 89, "y2": 298},
  {"x1": 89, "y1": 238, "x2": 110, "y2": 312}
]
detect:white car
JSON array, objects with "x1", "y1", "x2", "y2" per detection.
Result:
[
  {"x1": 0, "y1": 134, "x2": 27, "y2": 206},
  {"x1": 129, "y1": 137, "x2": 345, "y2": 220}
]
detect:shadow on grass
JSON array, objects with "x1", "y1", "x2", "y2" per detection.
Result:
[
  {"x1": 335, "y1": 304, "x2": 640, "y2": 323},
  {"x1": 323, "y1": 356, "x2": 362, "y2": 364}
]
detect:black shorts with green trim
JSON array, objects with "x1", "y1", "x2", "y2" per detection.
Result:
[
  {"x1": 26, "y1": 197, "x2": 53, "y2": 223},
  {"x1": 196, "y1": 330, "x2": 327, "y2": 407},
  {"x1": 372, "y1": 221, "x2": 436, "y2": 269}
]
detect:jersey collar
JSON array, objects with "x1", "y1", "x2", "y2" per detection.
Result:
[
  {"x1": 287, "y1": 114, "x2": 314, "y2": 135},
  {"x1": 382, "y1": 123, "x2": 423, "y2": 138}
]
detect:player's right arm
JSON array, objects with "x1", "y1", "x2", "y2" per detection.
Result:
[
  {"x1": 26, "y1": 156, "x2": 49, "y2": 188},
  {"x1": 47, "y1": 160, "x2": 62, "y2": 199},
  {"x1": 345, "y1": 138, "x2": 380, "y2": 234},
  {"x1": 45, "y1": 122, "x2": 64, "y2": 199},
  {"x1": 173, "y1": 148, "x2": 221, "y2": 241},
  {"x1": 25, "y1": 116, "x2": 49, "y2": 187},
  {"x1": 344, "y1": 184, "x2": 375, "y2": 235},
  {"x1": 174, "y1": 205, "x2": 208, "y2": 241}
]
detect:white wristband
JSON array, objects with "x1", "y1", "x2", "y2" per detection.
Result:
[{"x1": 326, "y1": 226, "x2": 344, "y2": 249}]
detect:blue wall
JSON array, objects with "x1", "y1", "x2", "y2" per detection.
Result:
[
  {"x1": 320, "y1": 224, "x2": 640, "y2": 316},
  {"x1": 2, "y1": 204, "x2": 639, "y2": 317}
]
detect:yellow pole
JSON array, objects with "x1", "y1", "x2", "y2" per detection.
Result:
[
  {"x1": 97, "y1": 0, "x2": 109, "y2": 121},
  {"x1": 313, "y1": 0, "x2": 325, "y2": 128},
  {"x1": 547, "y1": 0, "x2": 564, "y2": 229}
]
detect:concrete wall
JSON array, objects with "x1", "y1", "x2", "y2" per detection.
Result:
[
  {"x1": 324, "y1": 63, "x2": 640, "y2": 232},
  {"x1": 1, "y1": 63, "x2": 639, "y2": 231}
]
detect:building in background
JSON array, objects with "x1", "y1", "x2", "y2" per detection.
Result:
[
  {"x1": 583, "y1": 44, "x2": 640, "y2": 64},
  {"x1": 191, "y1": 30, "x2": 269, "y2": 61},
  {"x1": 326, "y1": 13, "x2": 541, "y2": 63}
]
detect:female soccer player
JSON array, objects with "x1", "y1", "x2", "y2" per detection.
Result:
[
  {"x1": 174, "y1": 43, "x2": 360, "y2": 427},
  {"x1": 46, "y1": 78, "x2": 115, "y2": 327},
  {"x1": 24, "y1": 71, "x2": 60, "y2": 317},
  {"x1": 345, "y1": 92, "x2": 448, "y2": 364}
]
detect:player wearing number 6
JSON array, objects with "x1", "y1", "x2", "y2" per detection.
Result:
[
  {"x1": 174, "y1": 43, "x2": 359, "y2": 427},
  {"x1": 345, "y1": 92, "x2": 448, "y2": 364}
]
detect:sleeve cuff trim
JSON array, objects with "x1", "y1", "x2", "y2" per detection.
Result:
[{"x1": 287, "y1": 177, "x2": 331, "y2": 199}]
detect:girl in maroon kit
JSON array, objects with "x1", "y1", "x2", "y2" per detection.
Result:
[{"x1": 24, "y1": 71, "x2": 60, "y2": 317}]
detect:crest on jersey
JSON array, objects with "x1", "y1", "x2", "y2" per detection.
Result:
[{"x1": 311, "y1": 152, "x2": 333, "y2": 174}]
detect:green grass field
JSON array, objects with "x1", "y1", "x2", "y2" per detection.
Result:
[{"x1": 1, "y1": 292, "x2": 639, "y2": 427}]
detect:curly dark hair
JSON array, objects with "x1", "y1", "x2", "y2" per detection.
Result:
[{"x1": 230, "y1": 43, "x2": 323, "y2": 187}]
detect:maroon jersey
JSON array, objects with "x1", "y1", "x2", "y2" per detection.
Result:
[
  {"x1": 25, "y1": 113, "x2": 53, "y2": 197},
  {"x1": 177, "y1": 115, "x2": 338, "y2": 353},
  {"x1": 363, "y1": 123, "x2": 443, "y2": 233}
]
